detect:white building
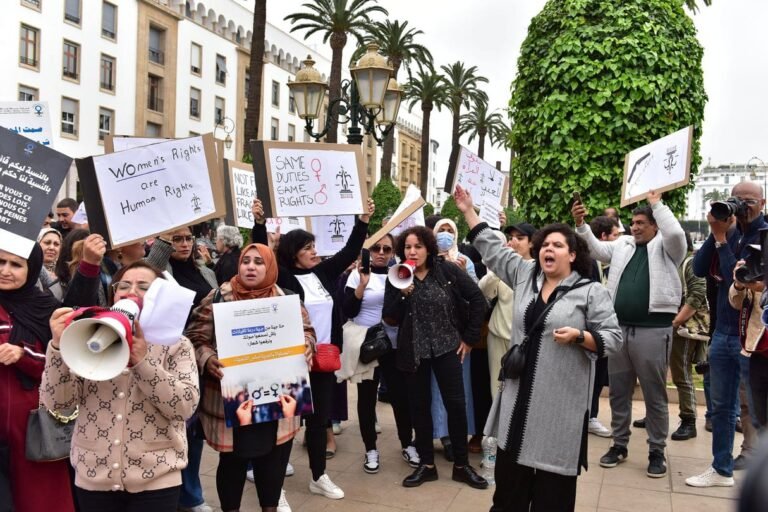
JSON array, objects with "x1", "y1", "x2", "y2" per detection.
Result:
[{"x1": 685, "y1": 162, "x2": 768, "y2": 220}]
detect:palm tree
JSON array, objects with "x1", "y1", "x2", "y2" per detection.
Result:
[
  {"x1": 244, "y1": 0, "x2": 267, "y2": 157},
  {"x1": 703, "y1": 189, "x2": 729, "y2": 203},
  {"x1": 684, "y1": 0, "x2": 712, "y2": 13},
  {"x1": 459, "y1": 99, "x2": 505, "y2": 159},
  {"x1": 404, "y1": 66, "x2": 448, "y2": 199},
  {"x1": 440, "y1": 62, "x2": 488, "y2": 160},
  {"x1": 353, "y1": 20, "x2": 432, "y2": 181},
  {"x1": 285, "y1": 0, "x2": 388, "y2": 143}
]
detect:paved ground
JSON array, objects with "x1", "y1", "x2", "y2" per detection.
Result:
[{"x1": 198, "y1": 390, "x2": 743, "y2": 512}]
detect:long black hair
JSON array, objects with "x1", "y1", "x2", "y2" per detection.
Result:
[{"x1": 276, "y1": 229, "x2": 315, "y2": 269}]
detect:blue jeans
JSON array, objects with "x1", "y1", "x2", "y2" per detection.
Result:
[
  {"x1": 179, "y1": 435, "x2": 205, "y2": 508},
  {"x1": 709, "y1": 331, "x2": 742, "y2": 477}
]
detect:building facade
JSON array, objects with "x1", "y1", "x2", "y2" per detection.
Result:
[{"x1": 685, "y1": 162, "x2": 768, "y2": 220}]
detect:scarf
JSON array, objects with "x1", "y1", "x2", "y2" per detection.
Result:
[{"x1": 229, "y1": 244, "x2": 279, "y2": 300}]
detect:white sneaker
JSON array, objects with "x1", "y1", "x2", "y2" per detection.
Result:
[
  {"x1": 375, "y1": 421, "x2": 382, "y2": 434},
  {"x1": 277, "y1": 488, "x2": 292, "y2": 512},
  {"x1": 685, "y1": 467, "x2": 735, "y2": 488},
  {"x1": 309, "y1": 473, "x2": 345, "y2": 499},
  {"x1": 588, "y1": 418, "x2": 612, "y2": 438},
  {"x1": 401, "y1": 445, "x2": 420, "y2": 468},
  {"x1": 246, "y1": 469, "x2": 255, "y2": 482},
  {"x1": 179, "y1": 505, "x2": 213, "y2": 512},
  {"x1": 285, "y1": 462, "x2": 294, "y2": 476},
  {"x1": 363, "y1": 449, "x2": 380, "y2": 474},
  {"x1": 332, "y1": 422, "x2": 342, "y2": 435}
]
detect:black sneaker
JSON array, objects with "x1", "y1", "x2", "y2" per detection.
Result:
[
  {"x1": 647, "y1": 450, "x2": 667, "y2": 478},
  {"x1": 599, "y1": 446, "x2": 628, "y2": 468},
  {"x1": 633, "y1": 417, "x2": 646, "y2": 428},
  {"x1": 734, "y1": 453, "x2": 750, "y2": 471},
  {"x1": 671, "y1": 420, "x2": 697, "y2": 441}
]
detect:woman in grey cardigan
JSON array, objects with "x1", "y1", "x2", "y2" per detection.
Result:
[{"x1": 454, "y1": 186, "x2": 621, "y2": 512}]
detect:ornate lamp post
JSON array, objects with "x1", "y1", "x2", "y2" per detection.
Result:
[
  {"x1": 214, "y1": 116, "x2": 235, "y2": 150},
  {"x1": 288, "y1": 44, "x2": 403, "y2": 145}
]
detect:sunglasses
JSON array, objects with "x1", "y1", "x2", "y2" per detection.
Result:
[
  {"x1": 370, "y1": 244, "x2": 393, "y2": 254},
  {"x1": 171, "y1": 235, "x2": 195, "y2": 244}
]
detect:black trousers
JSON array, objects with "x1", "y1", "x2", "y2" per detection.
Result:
[
  {"x1": 358, "y1": 350, "x2": 413, "y2": 451},
  {"x1": 216, "y1": 442, "x2": 291, "y2": 510},
  {"x1": 590, "y1": 357, "x2": 609, "y2": 418},
  {"x1": 305, "y1": 370, "x2": 335, "y2": 480},
  {"x1": 750, "y1": 354, "x2": 768, "y2": 428},
  {"x1": 490, "y1": 447, "x2": 577, "y2": 512},
  {"x1": 471, "y1": 347, "x2": 492, "y2": 435},
  {"x1": 76, "y1": 486, "x2": 181, "y2": 512},
  {"x1": 407, "y1": 350, "x2": 468, "y2": 466}
]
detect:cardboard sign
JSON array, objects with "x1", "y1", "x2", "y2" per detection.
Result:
[
  {"x1": 310, "y1": 215, "x2": 356, "y2": 257},
  {"x1": 620, "y1": 126, "x2": 693, "y2": 207},
  {"x1": 222, "y1": 159, "x2": 257, "y2": 229},
  {"x1": 0, "y1": 101, "x2": 54, "y2": 148},
  {"x1": 445, "y1": 146, "x2": 509, "y2": 207},
  {"x1": 389, "y1": 185, "x2": 425, "y2": 237},
  {"x1": 479, "y1": 199, "x2": 503, "y2": 229},
  {"x1": 364, "y1": 191, "x2": 426, "y2": 249},
  {"x1": 76, "y1": 134, "x2": 225, "y2": 248},
  {"x1": 0, "y1": 127, "x2": 72, "y2": 258},
  {"x1": 214, "y1": 294, "x2": 313, "y2": 426},
  {"x1": 250, "y1": 141, "x2": 367, "y2": 218}
]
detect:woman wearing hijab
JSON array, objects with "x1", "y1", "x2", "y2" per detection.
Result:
[
  {"x1": 38, "y1": 228, "x2": 62, "y2": 280},
  {"x1": 434, "y1": 219, "x2": 477, "y2": 281},
  {"x1": 0, "y1": 245, "x2": 75, "y2": 512},
  {"x1": 185, "y1": 243, "x2": 315, "y2": 512}
]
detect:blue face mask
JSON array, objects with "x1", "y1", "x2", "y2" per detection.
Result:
[{"x1": 436, "y1": 231, "x2": 455, "y2": 252}]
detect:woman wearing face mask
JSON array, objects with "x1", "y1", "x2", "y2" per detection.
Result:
[
  {"x1": 434, "y1": 219, "x2": 477, "y2": 281},
  {"x1": 185, "y1": 243, "x2": 315, "y2": 512}
]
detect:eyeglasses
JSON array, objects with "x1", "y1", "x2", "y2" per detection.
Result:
[
  {"x1": 742, "y1": 199, "x2": 760, "y2": 206},
  {"x1": 111, "y1": 281, "x2": 152, "y2": 294},
  {"x1": 171, "y1": 235, "x2": 195, "y2": 244},
  {"x1": 370, "y1": 245, "x2": 393, "y2": 254}
]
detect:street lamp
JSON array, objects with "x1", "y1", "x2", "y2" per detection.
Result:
[
  {"x1": 288, "y1": 44, "x2": 403, "y2": 145},
  {"x1": 214, "y1": 116, "x2": 234, "y2": 150},
  {"x1": 747, "y1": 156, "x2": 767, "y2": 212}
]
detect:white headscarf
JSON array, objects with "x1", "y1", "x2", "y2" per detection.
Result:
[{"x1": 433, "y1": 218, "x2": 461, "y2": 262}]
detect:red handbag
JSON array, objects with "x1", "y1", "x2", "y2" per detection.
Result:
[{"x1": 313, "y1": 343, "x2": 341, "y2": 373}]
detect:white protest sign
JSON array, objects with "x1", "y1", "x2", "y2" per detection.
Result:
[
  {"x1": 310, "y1": 215, "x2": 355, "y2": 256},
  {"x1": 228, "y1": 162, "x2": 257, "y2": 228},
  {"x1": 620, "y1": 126, "x2": 693, "y2": 207},
  {"x1": 110, "y1": 136, "x2": 164, "y2": 152},
  {"x1": 214, "y1": 294, "x2": 313, "y2": 426},
  {"x1": 72, "y1": 201, "x2": 88, "y2": 225},
  {"x1": 266, "y1": 216, "x2": 307, "y2": 234},
  {"x1": 389, "y1": 184, "x2": 425, "y2": 237},
  {"x1": 450, "y1": 146, "x2": 508, "y2": 207},
  {"x1": 479, "y1": 199, "x2": 502, "y2": 229},
  {"x1": 0, "y1": 101, "x2": 54, "y2": 148}
]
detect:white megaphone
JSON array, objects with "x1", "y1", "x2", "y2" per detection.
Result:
[
  {"x1": 387, "y1": 259, "x2": 416, "y2": 289},
  {"x1": 59, "y1": 298, "x2": 141, "y2": 381}
]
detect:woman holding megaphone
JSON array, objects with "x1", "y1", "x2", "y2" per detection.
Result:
[{"x1": 41, "y1": 261, "x2": 200, "y2": 512}]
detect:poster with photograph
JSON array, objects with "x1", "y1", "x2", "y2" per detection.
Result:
[
  {"x1": 0, "y1": 101, "x2": 54, "y2": 147},
  {"x1": 445, "y1": 146, "x2": 509, "y2": 207},
  {"x1": 310, "y1": 215, "x2": 355, "y2": 256},
  {"x1": 214, "y1": 294, "x2": 313, "y2": 427},
  {"x1": 620, "y1": 126, "x2": 693, "y2": 207}
]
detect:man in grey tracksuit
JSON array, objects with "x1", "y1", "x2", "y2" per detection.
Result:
[{"x1": 572, "y1": 190, "x2": 686, "y2": 478}]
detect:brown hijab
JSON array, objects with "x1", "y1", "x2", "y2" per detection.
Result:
[{"x1": 229, "y1": 243, "x2": 279, "y2": 300}]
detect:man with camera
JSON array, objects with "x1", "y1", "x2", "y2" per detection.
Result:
[
  {"x1": 572, "y1": 190, "x2": 686, "y2": 478},
  {"x1": 686, "y1": 182, "x2": 767, "y2": 488}
]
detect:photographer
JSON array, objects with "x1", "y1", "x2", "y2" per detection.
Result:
[{"x1": 686, "y1": 182, "x2": 768, "y2": 488}]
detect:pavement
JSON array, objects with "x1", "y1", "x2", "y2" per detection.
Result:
[{"x1": 197, "y1": 390, "x2": 743, "y2": 512}]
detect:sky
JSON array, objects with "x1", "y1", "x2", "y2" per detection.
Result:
[{"x1": 266, "y1": 0, "x2": 768, "y2": 180}]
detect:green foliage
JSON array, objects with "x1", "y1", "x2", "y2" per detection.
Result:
[
  {"x1": 423, "y1": 202, "x2": 435, "y2": 217},
  {"x1": 439, "y1": 196, "x2": 469, "y2": 241},
  {"x1": 239, "y1": 227, "x2": 252, "y2": 245},
  {"x1": 241, "y1": 153, "x2": 253, "y2": 164},
  {"x1": 459, "y1": 99, "x2": 506, "y2": 158},
  {"x1": 284, "y1": 0, "x2": 388, "y2": 46},
  {"x1": 509, "y1": 0, "x2": 707, "y2": 225},
  {"x1": 369, "y1": 179, "x2": 402, "y2": 233}
]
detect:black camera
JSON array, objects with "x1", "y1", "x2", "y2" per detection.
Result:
[
  {"x1": 710, "y1": 197, "x2": 748, "y2": 221},
  {"x1": 735, "y1": 244, "x2": 764, "y2": 283}
]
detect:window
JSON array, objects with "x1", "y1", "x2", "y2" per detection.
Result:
[
  {"x1": 98, "y1": 107, "x2": 114, "y2": 141},
  {"x1": 22, "y1": 0, "x2": 41, "y2": 11},
  {"x1": 271, "y1": 81, "x2": 280, "y2": 107},
  {"x1": 100, "y1": 54, "x2": 115, "y2": 91},
  {"x1": 61, "y1": 97, "x2": 78, "y2": 137},
  {"x1": 215, "y1": 54, "x2": 226, "y2": 85},
  {"x1": 62, "y1": 40, "x2": 80, "y2": 80},
  {"x1": 288, "y1": 124, "x2": 295, "y2": 142},
  {"x1": 102, "y1": 2, "x2": 117, "y2": 40},
  {"x1": 145, "y1": 122, "x2": 161, "y2": 137},
  {"x1": 18, "y1": 85, "x2": 39, "y2": 102},
  {"x1": 288, "y1": 89, "x2": 296, "y2": 114},
  {"x1": 214, "y1": 97, "x2": 225, "y2": 124},
  {"x1": 148, "y1": 75, "x2": 163, "y2": 112},
  {"x1": 189, "y1": 87, "x2": 201, "y2": 119},
  {"x1": 19, "y1": 24, "x2": 39, "y2": 68},
  {"x1": 270, "y1": 118, "x2": 279, "y2": 141},
  {"x1": 190, "y1": 43, "x2": 202, "y2": 75},
  {"x1": 148, "y1": 26, "x2": 165, "y2": 65},
  {"x1": 64, "y1": 0, "x2": 81, "y2": 25}
]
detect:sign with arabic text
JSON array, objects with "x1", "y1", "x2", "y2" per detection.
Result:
[
  {"x1": 0, "y1": 101, "x2": 54, "y2": 148},
  {"x1": 446, "y1": 146, "x2": 508, "y2": 207}
]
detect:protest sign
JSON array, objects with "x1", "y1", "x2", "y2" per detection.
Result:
[
  {"x1": 72, "y1": 201, "x2": 88, "y2": 225},
  {"x1": 445, "y1": 146, "x2": 508, "y2": 207},
  {"x1": 620, "y1": 126, "x2": 693, "y2": 207},
  {"x1": 479, "y1": 199, "x2": 503, "y2": 229},
  {"x1": 0, "y1": 127, "x2": 72, "y2": 258},
  {"x1": 250, "y1": 141, "x2": 367, "y2": 218},
  {"x1": 223, "y1": 159, "x2": 256, "y2": 228},
  {"x1": 310, "y1": 215, "x2": 355, "y2": 256},
  {"x1": 364, "y1": 188, "x2": 426, "y2": 249},
  {"x1": 388, "y1": 184, "x2": 425, "y2": 237},
  {"x1": 214, "y1": 294, "x2": 313, "y2": 427},
  {"x1": 265, "y1": 216, "x2": 307, "y2": 234},
  {"x1": 76, "y1": 134, "x2": 224, "y2": 247},
  {"x1": 0, "y1": 101, "x2": 53, "y2": 148}
]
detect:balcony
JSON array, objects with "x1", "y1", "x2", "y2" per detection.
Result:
[{"x1": 148, "y1": 48, "x2": 165, "y2": 65}]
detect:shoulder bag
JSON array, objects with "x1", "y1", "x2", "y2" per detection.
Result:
[
  {"x1": 359, "y1": 323, "x2": 392, "y2": 364},
  {"x1": 25, "y1": 406, "x2": 78, "y2": 462}
]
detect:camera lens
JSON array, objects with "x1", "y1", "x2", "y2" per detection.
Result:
[{"x1": 710, "y1": 201, "x2": 735, "y2": 221}]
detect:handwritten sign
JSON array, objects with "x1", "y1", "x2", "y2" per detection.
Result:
[
  {"x1": 479, "y1": 199, "x2": 502, "y2": 229},
  {"x1": 223, "y1": 159, "x2": 257, "y2": 229},
  {"x1": 0, "y1": 127, "x2": 72, "y2": 258},
  {"x1": 250, "y1": 141, "x2": 367, "y2": 218},
  {"x1": 446, "y1": 146, "x2": 508, "y2": 208},
  {"x1": 310, "y1": 215, "x2": 355, "y2": 256},
  {"x1": 76, "y1": 134, "x2": 224, "y2": 247},
  {"x1": 0, "y1": 101, "x2": 53, "y2": 148},
  {"x1": 620, "y1": 126, "x2": 693, "y2": 207},
  {"x1": 214, "y1": 294, "x2": 313, "y2": 426},
  {"x1": 266, "y1": 216, "x2": 307, "y2": 234}
]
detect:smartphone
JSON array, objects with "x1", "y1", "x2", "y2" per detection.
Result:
[
  {"x1": 360, "y1": 249, "x2": 371, "y2": 274},
  {"x1": 572, "y1": 192, "x2": 582, "y2": 205}
]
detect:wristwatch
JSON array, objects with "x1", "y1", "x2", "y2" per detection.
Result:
[{"x1": 574, "y1": 330, "x2": 585, "y2": 344}]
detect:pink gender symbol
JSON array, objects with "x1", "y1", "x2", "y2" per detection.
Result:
[
  {"x1": 314, "y1": 184, "x2": 328, "y2": 205},
  {"x1": 311, "y1": 158, "x2": 322, "y2": 182}
]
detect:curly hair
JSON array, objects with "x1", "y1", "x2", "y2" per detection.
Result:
[
  {"x1": 394, "y1": 226, "x2": 438, "y2": 268},
  {"x1": 531, "y1": 223, "x2": 593, "y2": 278}
]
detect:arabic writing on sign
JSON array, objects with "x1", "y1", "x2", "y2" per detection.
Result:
[
  {"x1": 454, "y1": 147, "x2": 505, "y2": 205},
  {"x1": 0, "y1": 153, "x2": 54, "y2": 225}
]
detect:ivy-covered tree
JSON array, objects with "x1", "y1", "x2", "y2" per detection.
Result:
[
  {"x1": 509, "y1": 0, "x2": 707, "y2": 224},
  {"x1": 368, "y1": 178, "x2": 402, "y2": 233}
]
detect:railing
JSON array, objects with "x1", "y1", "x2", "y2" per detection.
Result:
[{"x1": 148, "y1": 48, "x2": 165, "y2": 65}]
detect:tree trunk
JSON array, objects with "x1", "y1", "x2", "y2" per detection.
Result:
[
  {"x1": 419, "y1": 103, "x2": 432, "y2": 199},
  {"x1": 244, "y1": 0, "x2": 267, "y2": 158},
  {"x1": 477, "y1": 128, "x2": 487, "y2": 159},
  {"x1": 379, "y1": 61, "x2": 401, "y2": 182},
  {"x1": 451, "y1": 100, "x2": 461, "y2": 148},
  {"x1": 326, "y1": 31, "x2": 348, "y2": 144}
]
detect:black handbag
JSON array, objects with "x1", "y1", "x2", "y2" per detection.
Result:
[
  {"x1": 359, "y1": 323, "x2": 392, "y2": 364},
  {"x1": 25, "y1": 406, "x2": 78, "y2": 462}
]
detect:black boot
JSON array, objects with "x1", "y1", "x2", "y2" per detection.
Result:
[{"x1": 671, "y1": 419, "x2": 697, "y2": 441}]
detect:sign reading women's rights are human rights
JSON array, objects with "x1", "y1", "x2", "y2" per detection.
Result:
[{"x1": 76, "y1": 134, "x2": 224, "y2": 247}]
